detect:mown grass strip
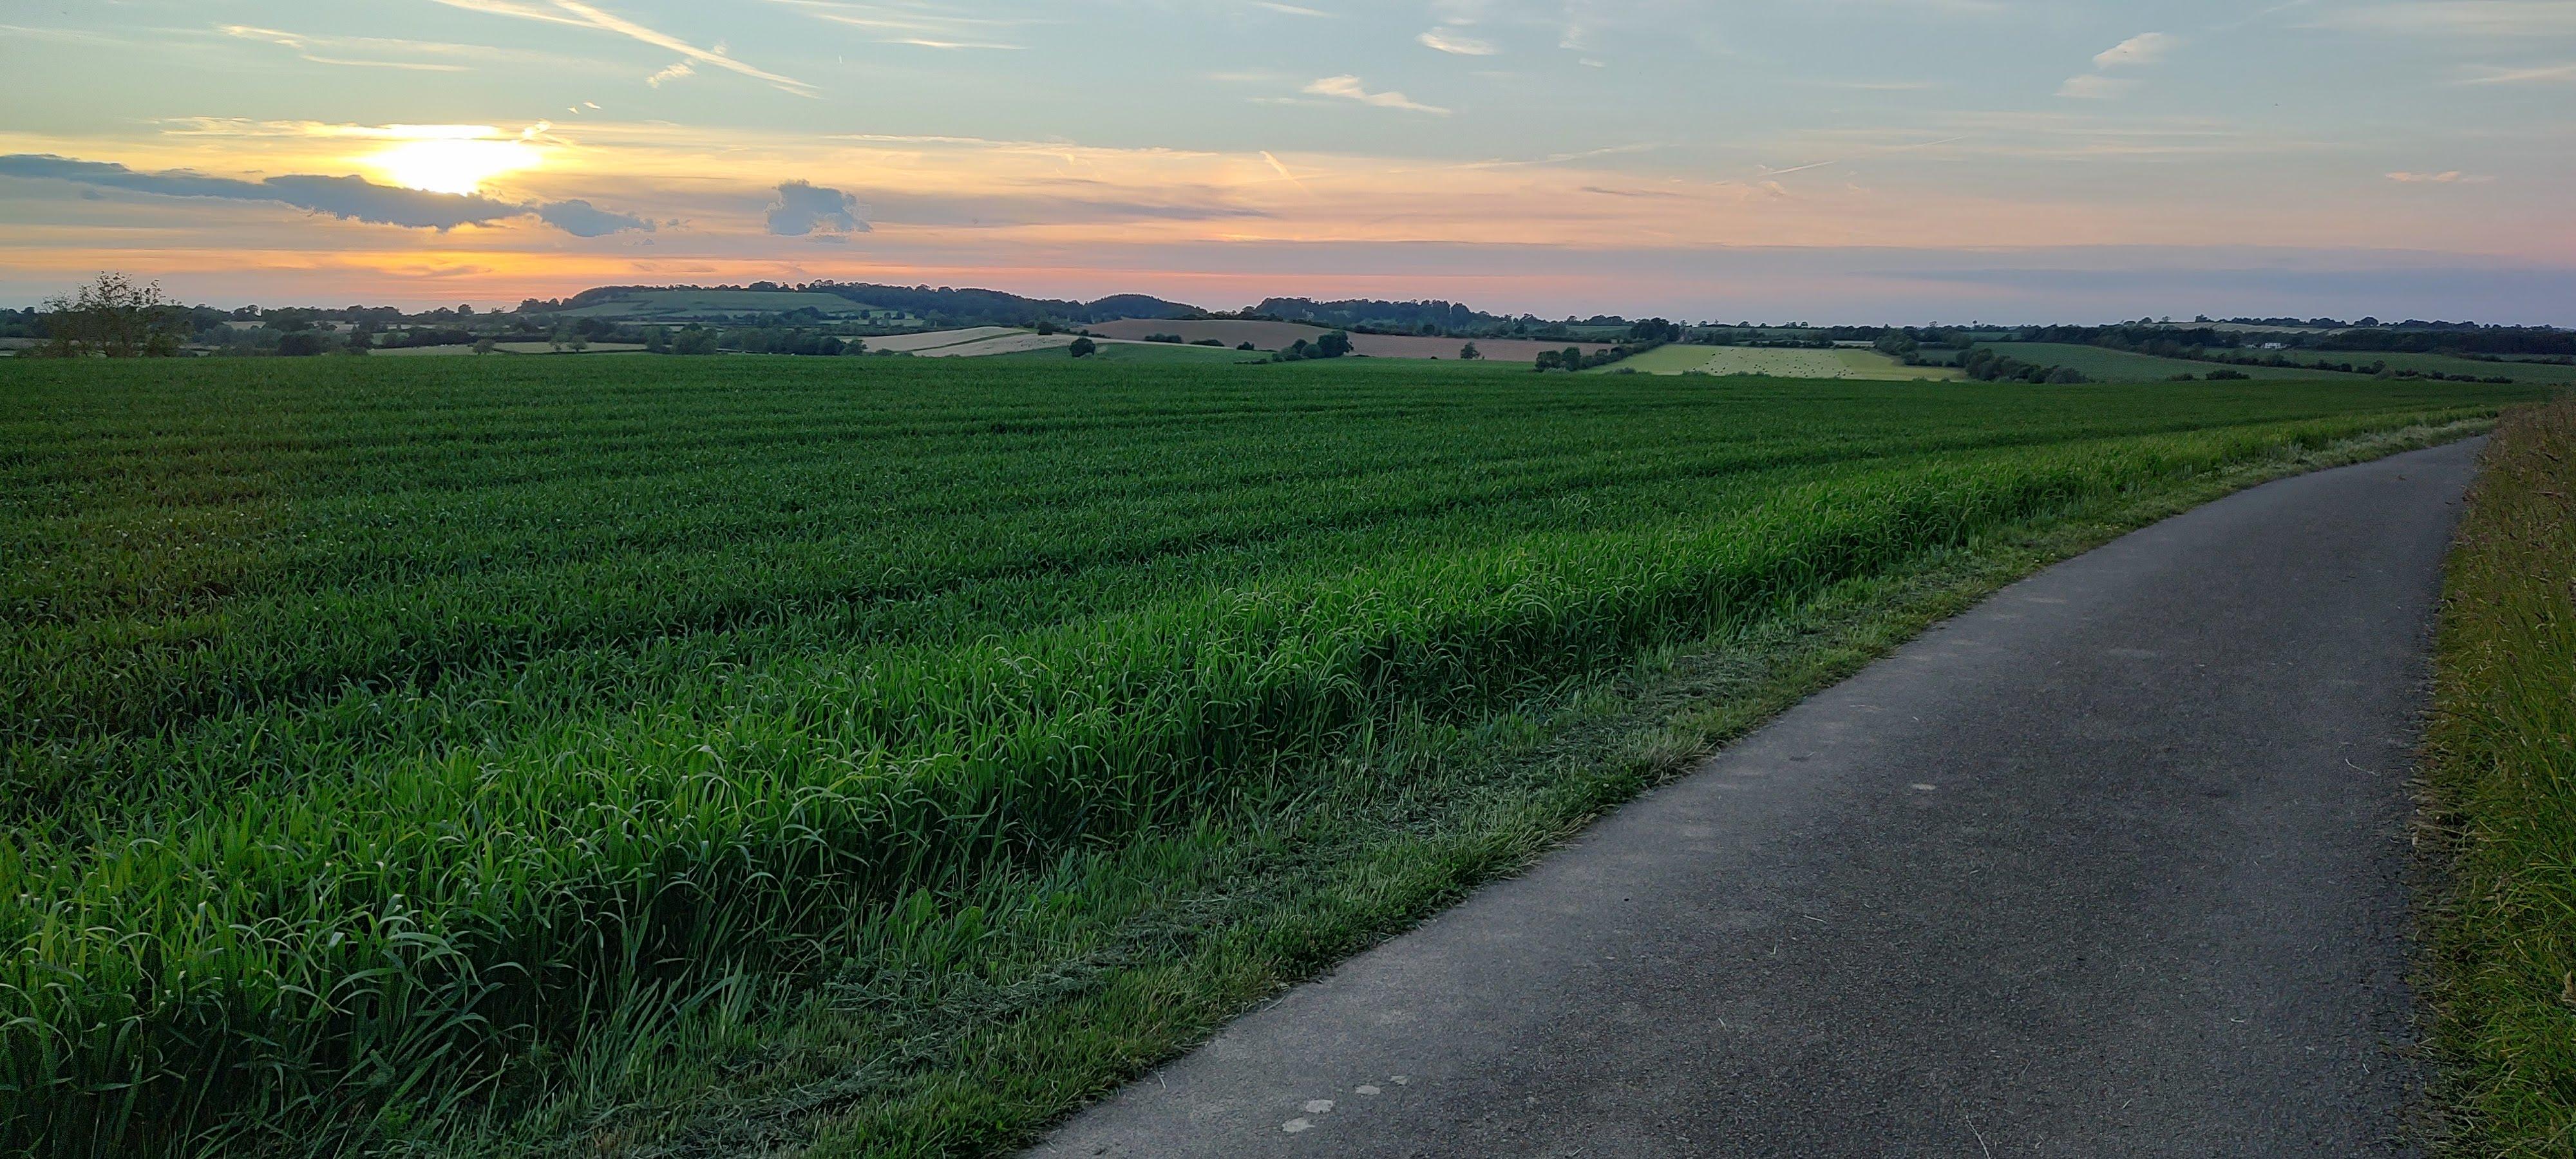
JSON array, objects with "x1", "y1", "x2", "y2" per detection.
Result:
[{"x1": 2421, "y1": 396, "x2": 2576, "y2": 1155}]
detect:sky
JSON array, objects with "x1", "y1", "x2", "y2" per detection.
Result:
[{"x1": 2, "y1": 0, "x2": 2571, "y2": 323}]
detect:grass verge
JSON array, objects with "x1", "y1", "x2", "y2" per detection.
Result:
[
  {"x1": 2421, "y1": 397, "x2": 2576, "y2": 1154},
  {"x1": 430, "y1": 417, "x2": 2496, "y2": 1157}
]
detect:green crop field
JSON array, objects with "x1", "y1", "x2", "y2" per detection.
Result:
[
  {"x1": 1599, "y1": 344, "x2": 1958, "y2": 380},
  {"x1": 0, "y1": 358, "x2": 2535, "y2": 1155},
  {"x1": 1976, "y1": 343, "x2": 2364, "y2": 382},
  {"x1": 2255, "y1": 350, "x2": 2576, "y2": 384}
]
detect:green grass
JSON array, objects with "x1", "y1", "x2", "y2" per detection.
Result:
[
  {"x1": 0, "y1": 357, "x2": 2539, "y2": 1155},
  {"x1": 1979, "y1": 342, "x2": 2369, "y2": 382},
  {"x1": 1598, "y1": 345, "x2": 1956, "y2": 380},
  {"x1": 2421, "y1": 395, "x2": 2576, "y2": 1154}
]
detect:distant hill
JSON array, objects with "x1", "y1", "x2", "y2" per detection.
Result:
[
  {"x1": 551, "y1": 289, "x2": 905, "y2": 325},
  {"x1": 1084, "y1": 294, "x2": 1198, "y2": 321},
  {"x1": 529, "y1": 283, "x2": 1204, "y2": 328}
]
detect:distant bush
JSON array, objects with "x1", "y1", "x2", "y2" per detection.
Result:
[{"x1": 1069, "y1": 337, "x2": 1097, "y2": 358}]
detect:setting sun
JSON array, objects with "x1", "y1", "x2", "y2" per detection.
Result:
[{"x1": 368, "y1": 133, "x2": 541, "y2": 196}]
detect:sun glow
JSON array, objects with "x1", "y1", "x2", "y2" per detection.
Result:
[{"x1": 368, "y1": 131, "x2": 542, "y2": 196}]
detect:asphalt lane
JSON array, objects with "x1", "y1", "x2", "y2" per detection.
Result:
[{"x1": 1039, "y1": 438, "x2": 2481, "y2": 1158}]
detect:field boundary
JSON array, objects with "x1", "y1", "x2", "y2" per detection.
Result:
[{"x1": 2416, "y1": 397, "x2": 2576, "y2": 1154}]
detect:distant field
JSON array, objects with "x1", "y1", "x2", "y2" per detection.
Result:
[
  {"x1": 913, "y1": 332, "x2": 1080, "y2": 358},
  {"x1": 1, "y1": 355, "x2": 2535, "y2": 1156},
  {"x1": 492, "y1": 342, "x2": 647, "y2": 355},
  {"x1": 556, "y1": 290, "x2": 913, "y2": 325},
  {"x1": 1084, "y1": 319, "x2": 1609, "y2": 362},
  {"x1": 990, "y1": 340, "x2": 1259, "y2": 364},
  {"x1": 866, "y1": 326, "x2": 1029, "y2": 353},
  {"x1": 372, "y1": 343, "x2": 645, "y2": 357},
  {"x1": 2256, "y1": 350, "x2": 2576, "y2": 384},
  {"x1": 1980, "y1": 343, "x2": 2367, "y2": 382},
  {"x1": 1602, "y1": 345, "x2": 1958, "y2": 381},
  {"x1": 869, "y1": 328, "x2": 1258, "y2": 359}
]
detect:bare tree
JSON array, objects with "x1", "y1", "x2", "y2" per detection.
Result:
[{"x1": 38, "y1": 273, "x2": 186, "y2": 357}]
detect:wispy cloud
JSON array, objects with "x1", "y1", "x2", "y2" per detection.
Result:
[
  {"x1": 1303, "y1": 75, "x2": 1451, "y2": 114},
  {"x1": 2388, "y1": 169, "x2": 2498, "y2": 182},
  {"x1": 427, "y1": 0, "x2": 814, "y2": 94},
  {"x1": 762, "y1": 0, "x2": 1036, "y2": 48},
  {"x1": 1419, "y1": 28, "x2": 1499, "y2": 54},
  {"x1": 2094, "y1": 32, "x2": 2182, "y2": 68},
  {"x1": 2456, "y1": 59, "x2": 2576, "y2": 82},
  {"x1": 1247, "y1": 1, "x2": 1334, "y2": 15},
  {"x1": 2060, "y1": 31, "x2": 2179, "y2": 99},
  {"x1": 218, "y1": 25, "x2": 473, "y2": 71},
  {"x1": 2309, "y1": 1, "x2": 2576, "y2": 35},
  {"x1": 646, "y1": 59, "x2": 694, "y2": 86},
  {"x1": 2057, "y1": 74, "x2": 2139, "y2": 99}
]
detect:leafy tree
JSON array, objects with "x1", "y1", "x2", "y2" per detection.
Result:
[
  {"x1": 1315, "y1": 330, "x2": 1354, "y2": 358},
  {"x1": 277, "y1": 332, "x2": 330, "y2": 357},
  {"x1": 1237, "y1": 341, "x2": 1258, "y2": 352},
  {"x1": 1459, "y1": 342, "x2": 1482, "y2": 361},
  {"x1": 473, "y1": 338, "x2": 498, "y2": 356},
  {"x1": 1534, "y1": 350, "x2": 1562, "y2": 372},
  {"x1": 1069, "y1": 337, "x2": 1097, "y2": 358},
  {"x1": 36, "y1": 273, "x2": 187, "y2": 357},
  {"x1": 1625, "y1": 317, "x2": 1681, "y2": 344}
]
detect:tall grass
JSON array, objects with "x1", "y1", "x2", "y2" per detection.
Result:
[
  {"x1": 0, "y1": 357, "x2": 2533, "y2": 1152},
  {"x1": 2422, "y1": 395, "x2": 2576, "y2": 1154}
]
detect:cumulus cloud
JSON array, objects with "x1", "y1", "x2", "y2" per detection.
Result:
[
  {"x1": 1302, "y1": 75, "x2": 1451, "y2": 114},
  {"x1": 0, "y1": 153, "x2": 653, "y2": 235},
  {"x1": 1419, "y1": 28, "x2": 1499, "y2": 54},
  {"x1": 766, "y1": 179, "x2": 868, "y2": 236},
  {"x1": 535, "y1": 198, "x2": 657, "y2": 236}
]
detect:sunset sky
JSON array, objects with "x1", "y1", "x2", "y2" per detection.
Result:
[{"x1": 3, "y1": 0, "x2": 2571, "y2": 321}]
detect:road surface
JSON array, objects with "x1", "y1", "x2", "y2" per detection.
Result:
[{"x1": 1039, "y1": 438, "x2": 2482, "y2": 1157}]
